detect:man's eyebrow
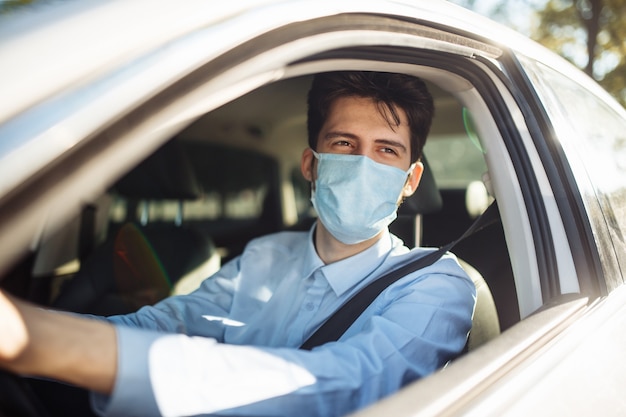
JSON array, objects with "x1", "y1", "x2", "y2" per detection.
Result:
[
  {"x1": 375, "y1": 138, "x2": 408, "y2": 153},
  {"x1": 323, "y1": 131, "x2": 357, "y2": 140},
  {"x1": 323, "y1": 132, "x2": 409, "y2": 154}
]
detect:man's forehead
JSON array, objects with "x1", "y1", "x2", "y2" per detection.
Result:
[{"x1": 327, "y1": 99, "x2": 408, "y2": 136}]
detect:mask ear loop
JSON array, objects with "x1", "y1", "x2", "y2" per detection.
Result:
[
  {"x1": 309, "y1": 149, "x2": 321, "y2": 194},
  {"x1": 398, "y1": 162, "x2": 418, "y2": 205},
  {"x1": 404, "y1": 161, "x2": 418, "y2": 184}
]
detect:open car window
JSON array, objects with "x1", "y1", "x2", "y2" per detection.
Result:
[{"x1": 11, "y1": 71, "x2": 521, "y2": 334}]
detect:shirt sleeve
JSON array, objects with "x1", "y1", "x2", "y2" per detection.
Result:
[
  {"x1": 91, "y1": 257, "x2": 241, "y2": 416},
  {"x1": 104, "y1": 257, "x2": 242, "y2": 340},
  {"x1": 95, "y1": 258, "x2": 475, "y2": 417}
]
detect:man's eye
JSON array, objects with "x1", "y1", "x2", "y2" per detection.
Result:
[{"x1": 381, "y1": 147, "x2": 398, "y2": 155}]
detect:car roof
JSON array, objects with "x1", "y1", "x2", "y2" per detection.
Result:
[{"x1": 0, "y1": 0, "x2": 580, "y2": 128}]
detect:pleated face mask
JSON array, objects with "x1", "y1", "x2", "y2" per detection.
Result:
[{"x1": 311, "y1": 151, "x2": 413, "y2": 245}]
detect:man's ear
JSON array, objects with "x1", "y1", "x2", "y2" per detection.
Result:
[
  {"x1": 301, "y1": 148, "x2": 316, "y2": 182},
  {"x1": 402, "y1": 161, "x2": 424, "y2": 198}
]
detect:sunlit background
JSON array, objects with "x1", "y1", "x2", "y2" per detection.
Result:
[{"x1": 449, "y1": 0, "x2": 626, "y2": 107}]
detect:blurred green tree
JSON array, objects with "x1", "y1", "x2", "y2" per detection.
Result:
[
  {"x1": 533, "y1": 0, "x2": 626, "y2": 106},
  {"x1": 451, "y1": 0, "x2": 626, "y2": 107}
]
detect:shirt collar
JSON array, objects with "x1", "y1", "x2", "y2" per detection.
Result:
[
  {"x1": 301, "y1": 224, "x2": 395, "y2": 297},
  {"x1": 301, "y1": 225, "x2": 325, "y2": 278}
]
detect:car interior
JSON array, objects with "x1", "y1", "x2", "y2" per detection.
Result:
[
  {"x1": 0, "y1": 71, "x2": 522, "y2": 414},
  {"x1": 3, "y1": 72, "x2": 518, "y2": 331}
]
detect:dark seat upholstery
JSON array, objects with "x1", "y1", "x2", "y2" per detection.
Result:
[
  {"x1": 53, "y1": 140, "x2": 218, "y2": 314},
  {"x1": 390, "y1": 157, "x2": 442, "y2": 247},
  {"x1": 182, "y1": 142, "x2": 284, "y2": 263}
]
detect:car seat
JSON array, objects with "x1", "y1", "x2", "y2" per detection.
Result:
[
  {"x1": 390, "y1": 158, "x2": 501, "y2": 350},
  {"x1": 52, "y1": 140, "x2": 220, "y2": 315}
]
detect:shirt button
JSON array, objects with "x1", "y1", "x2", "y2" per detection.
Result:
[{"x1": 305, "y1": 302, "x2": 314, "y2": 311}]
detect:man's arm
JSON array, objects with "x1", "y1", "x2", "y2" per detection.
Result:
[
  {"x1": 100, "y1": 262, "x2": 476, "y2": 417},
  {"x1": 0, "y1": 289, "x2": 117, "y2": 394}
]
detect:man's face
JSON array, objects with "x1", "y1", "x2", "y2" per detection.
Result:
[{"x1": 302, "y1": 96, "x2": 422, "y2": 199}]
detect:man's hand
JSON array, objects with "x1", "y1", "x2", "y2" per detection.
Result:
[
  {"x1": 0, "y1": 290, "x2": 28, "y2": 362},
  {"x1": 0, "y1": 289, "x2": 117, "y2": 394}
]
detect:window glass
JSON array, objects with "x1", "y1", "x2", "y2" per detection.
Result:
[
  {"x1": 424, "y1": 133, "x2": 487, "y2": 189},
  {"x1": 183, "y1": 191, "x2": 222, "y2": 220},
  {"x1": 521, "y1": 58, "x2": 626, "y2": 285},
  {"x1": 107, "y1": 141, "x2": 274, "y2": 226},
  {"x1": 109, "y1": 187, "x2": 268, "y2": 224}
]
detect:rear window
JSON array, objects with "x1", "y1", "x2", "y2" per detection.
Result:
[{"x1": 424, "y1": 132, "x2": 487, "y2": 189}]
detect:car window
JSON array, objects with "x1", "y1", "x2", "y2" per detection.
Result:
[
  {"x1": 109, "y1": 189, "x2": 268, "y2": 224},
  {"x1": 521, "y1": 58, "x2": 626, "y2": 287},
  {"x1": 424, "y1": 132, "x2": 487, "y2": 189}
]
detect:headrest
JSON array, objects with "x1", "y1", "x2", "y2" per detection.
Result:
[
  {"x1": 183, "y1": 143, "x2": 279, "y2": 194},
  {"x1": 114, "y1": 140, "x2": 202, "y2": 200},
  {"x1": 398, "y1": 156, "x2": 442, "y2": 215}
]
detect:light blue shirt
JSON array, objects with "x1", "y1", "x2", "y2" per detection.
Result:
[{"x1": 94, "y1": 226, "x2": 475, "y2": 417}]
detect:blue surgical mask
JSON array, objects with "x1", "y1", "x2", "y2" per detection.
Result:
[{"x1": 311, "y1": 151, "x2": 413, "y2": 245}]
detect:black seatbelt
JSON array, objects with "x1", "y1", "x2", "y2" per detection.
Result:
[{"x1": 300, "y1": 201, "x2": 500, "y2": 350}]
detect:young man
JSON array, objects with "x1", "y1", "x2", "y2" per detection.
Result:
[{"x1": 0, "y1": 72, "x2": 475, "y2": 417}]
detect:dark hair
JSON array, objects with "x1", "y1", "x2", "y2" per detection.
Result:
[{"x1": 307, "y1": 71, "x2": 434, "y2": 163}]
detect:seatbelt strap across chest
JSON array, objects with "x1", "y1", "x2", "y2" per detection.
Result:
[{"x1": 300, "y1": 201, "x2": 499, "y2": 350}]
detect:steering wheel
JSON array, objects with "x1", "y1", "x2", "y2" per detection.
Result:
[{"x1": 0, "y1": 369, "x2": 48, "y2": 417}]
